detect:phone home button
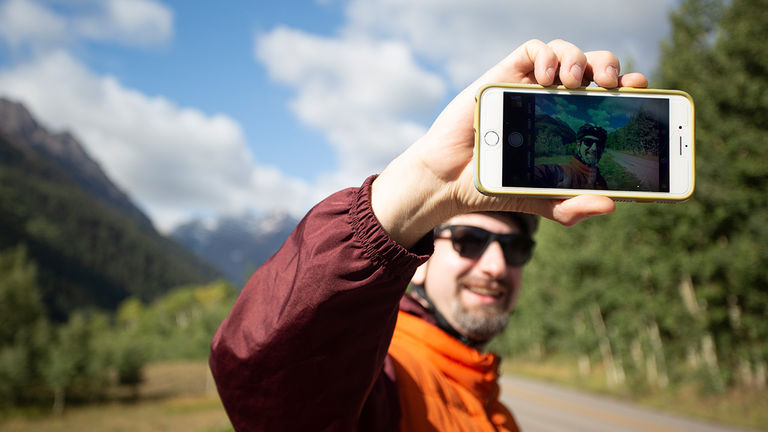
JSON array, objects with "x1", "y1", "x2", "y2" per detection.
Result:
[
  {"x1": 484, "y1": 131, "x2": 500, "y2": 146},
  {"x1": 507, "y1": 132, "x2": 523, "y2": 148}
]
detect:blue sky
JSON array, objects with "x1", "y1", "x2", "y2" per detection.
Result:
[
  {"x1": 0, "y1": 0, "x2": 680, "y2": 231},
  {"x1": 79, "y1": 1, "x2": 345, "y2": 178}
]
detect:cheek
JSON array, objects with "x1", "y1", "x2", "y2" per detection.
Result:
[{"x1": 424, "y1": 254, "x2": 471, "y2": 303}]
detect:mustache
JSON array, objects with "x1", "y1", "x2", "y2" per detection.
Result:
[{"x1": 457, "y1": 275, "x2": 511, "y2": 293}]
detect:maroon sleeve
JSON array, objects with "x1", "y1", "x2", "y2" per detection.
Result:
[{"x1": 209, "y1": 176, "x2": 432, "y2": 431}]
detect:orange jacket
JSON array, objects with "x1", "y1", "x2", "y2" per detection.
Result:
[{"x1": 388, "y1": 311, "x2": 521, "y2": 432}]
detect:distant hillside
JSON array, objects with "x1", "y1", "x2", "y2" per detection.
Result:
[
  {"x1": 534, "y1": 114, "x2": 577, "y2": 157},
  {"x1": 172, "y1": 212, "x2": 298, "y2": 287},
  {"x1": 0, "y1": 98, "x2": 219, "y2": 321},
  {"x1": 0, "y1": 99, "x2": 153, "y2": 230},
  {"x1": 606, "y1": 110, "x2": 665, "y2": 156}
]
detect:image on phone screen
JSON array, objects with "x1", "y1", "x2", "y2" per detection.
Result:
[{"x1": 501, "y1": 92, "x2": 670, "y2": 192}]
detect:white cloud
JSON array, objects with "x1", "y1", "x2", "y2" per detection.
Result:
[
  {"x1": 74, "y1": 0, "x2": 173, "y2": 46},
  {"x1": 255, "y1": 27, "x2": 446, "y2": 190},
  {"x1": 0, "y1": 0, "x2": 69, "y2": 50},
  {"x1": 0, "y1": 51, "x2": 311, "y2": 231},
  {"x1": 0, "y1": 0, "x2": 173, "y2": 51},
  {"x1": 343, "y1": 0, "x2": 679, "y2": 86}
]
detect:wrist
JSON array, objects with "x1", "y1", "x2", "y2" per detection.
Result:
[{"x1": 371, "y1": 147, "x2": 453, "y2": 249}]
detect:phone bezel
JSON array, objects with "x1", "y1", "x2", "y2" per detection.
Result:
[{"x1": 474, "y1": 83, "x2": 695, "y2": 202}]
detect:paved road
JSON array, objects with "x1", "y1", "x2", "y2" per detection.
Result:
[
  {"x1": 607, "y1": 149, "x2": 659, "y2": 190},
  {"x1": 500, "y1": 375, "x2": 759, "y2": 432}
]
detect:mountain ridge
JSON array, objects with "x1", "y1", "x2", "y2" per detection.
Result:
[
  {"x1": 172, "y1": 211, "x2": 298, "y2": 287},
  {"x1": 0, "y1": 97, "x2": 153, "y2": 230},
  {"x1": 0, "y1": 97, "x2": 220, "y2": 320}
]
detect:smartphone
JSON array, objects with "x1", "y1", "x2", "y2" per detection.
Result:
[{"x1": 474, "y1": 83, "x2": 695, "y2": 202}]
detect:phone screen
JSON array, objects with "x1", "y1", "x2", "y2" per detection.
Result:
[{"x1": 501, "y1": 92, "x2": 670, "y2": 192}]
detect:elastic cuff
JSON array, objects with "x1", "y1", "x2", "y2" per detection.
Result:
[{"x1": 350, "y1": 175, "x2": 433, "y2": 279}]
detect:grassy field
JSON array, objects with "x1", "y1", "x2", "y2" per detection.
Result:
[
  {"x1": 3, "y1": 357, "x2": 765, "y2": 431},
  {"x1": 503, "y1": 357, "x2": 768, "y2": 431},
  {"x1": 0, "y1": 361, "x2": 233, "y2": 432}
]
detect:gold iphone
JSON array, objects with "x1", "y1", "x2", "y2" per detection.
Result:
[{"x1": 474, "y1": 84, "x2": 695, "y2": 202}]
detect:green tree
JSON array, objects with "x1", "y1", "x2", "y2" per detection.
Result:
[
  {"x1": 0, "y1": 246, "x2": 50, "y2": 406},
  {"x1": 499, "y1": 0, "x2": 768, "y2": 394},
  {"x1": 41, "y1": 312, "x2": 110, "y2": 414},
  {"x1": 0, "y1": 246, "x2": 45, "y2": 345},
  {"x1": 656, "y1": 0, "x2": 768, "y2": 389}
]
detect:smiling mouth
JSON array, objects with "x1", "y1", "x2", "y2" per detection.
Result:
[{"x1": 464, "y1": 285, "x2": 504, "y2": 299}]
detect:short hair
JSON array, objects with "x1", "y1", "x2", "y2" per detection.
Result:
[
  {"x1": 577, "y1": 123, "x2": 607, "y2": 145},
  {"x1": 477, "y1": 211, "x2": 539, "y2": 237}
]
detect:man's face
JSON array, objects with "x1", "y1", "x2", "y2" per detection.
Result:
[
  {"x1": 577, "y1": 135, "x2": 604, "y2": 167},
  {"x1": 419, "y1": 213, "x2": 525, "y2": 341}
]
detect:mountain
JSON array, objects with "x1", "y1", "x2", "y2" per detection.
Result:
[
  {"x1": 0, "y1": 97, "x2": 220, "y2": 321},
  {"x1": 171, "y1": 212, "x2": 298, "y2": 287},
  {"x1": 534, "y1": 114, "x2": 577, "y2": 157},
  {"x1": 0, "y1": 99, "x2": 153, "y2": 230}
]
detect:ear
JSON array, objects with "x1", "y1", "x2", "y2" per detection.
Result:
[{"x1": 411, "y1": 261, "x2": 428, "y2": 285}]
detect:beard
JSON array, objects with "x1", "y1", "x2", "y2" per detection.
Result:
[
  {"x1": 449, "y1": 295, "x2": 513, "y2": 341},
  {"x1": 578, "y1": 144, "x2": 605, "y2": 168}
]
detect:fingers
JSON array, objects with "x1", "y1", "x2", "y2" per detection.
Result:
[
  {"x1": 547, "y1": 39, "x2": 587, "y2": 88},
  {"x1": 486, "y1": 39, "x2": 649, "y2": 90},
  {"x1": 583, "y1": 51, "x2": 649, "y2": 89},
  {"x1": 521, "y1": 39, "x2": 558, "y2": 86},
  {"x1": 484, "y1": 39, "x2": 556, "y2": 85},
  {"x1": 491, "y1": 39, "x2": 585, "y2": 87},
  {"x1": 584, "y1": 50, "x2": 620, "y2": 88}
]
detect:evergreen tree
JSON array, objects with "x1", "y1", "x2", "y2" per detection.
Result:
[
  {"x1": 498, "y1": 0, "x2": 768, "y2": 392},
  {"x1": 0, "y1": 246, "x2": 50, "y2": 406},
  {"x1": 655, "y1": 0, "x2": 768, "y2": 389}
]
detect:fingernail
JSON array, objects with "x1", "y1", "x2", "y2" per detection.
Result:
[
  {"x1": 606, "y1": 65, "x2": 619, "y2": 82},
  {"x1": 546, "y1": 67, "x2": 555, "y2": 82},
  {"x1": 570, "y1": 64, "x2": 583, "y2": 83}
]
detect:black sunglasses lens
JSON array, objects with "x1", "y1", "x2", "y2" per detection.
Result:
[
  {"x1": 501, "y1": 237, "x2": 534, "y2": 266},
  {"x1": 449, "y1": 226, "x2": 489, "y2": 258},
  {"x1": 439, "y1": 225, "x2": 534, "y2": 265}
]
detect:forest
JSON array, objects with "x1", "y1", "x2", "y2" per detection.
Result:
[
  {"x1": 493, "y1": 0, "x2": 768, "y2": 401},
  {"x1": 0, "y1": 245, "x2": 236, "y2": 414}
]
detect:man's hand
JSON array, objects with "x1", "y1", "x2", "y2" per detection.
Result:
[{"x1": 372, "y1": 39, "x2": 648, "y2": 248}]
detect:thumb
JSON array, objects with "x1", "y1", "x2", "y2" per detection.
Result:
[{"x1": 551, "y1": 195, "x2": 616, "y2": 226}]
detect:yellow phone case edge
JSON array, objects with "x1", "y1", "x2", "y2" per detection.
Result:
[{"x1": 472, "y1": 83, "x2": 696, "y2": 203}]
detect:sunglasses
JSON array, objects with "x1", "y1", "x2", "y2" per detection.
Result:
[
  {"x1": 434, "y1": 225, "x2": 535, "y2": 266},
  {"x1": 580, "y1": 137, "x2": 605, "y2": 150}
]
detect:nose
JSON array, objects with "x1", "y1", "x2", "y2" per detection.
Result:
[{"x1": 475, "y1": 240, "x2": 508, "y2": 278}]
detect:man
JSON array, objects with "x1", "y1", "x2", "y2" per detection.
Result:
[
  {"x1": 534, "y1": 123, "x2": 609, "y2": 189},
  {"x1": 392, "y1": 211, "x2": 537, "y2": 430},
  {"x1": 210, "y1": 39, "x2": 648, "y2": 431}
]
